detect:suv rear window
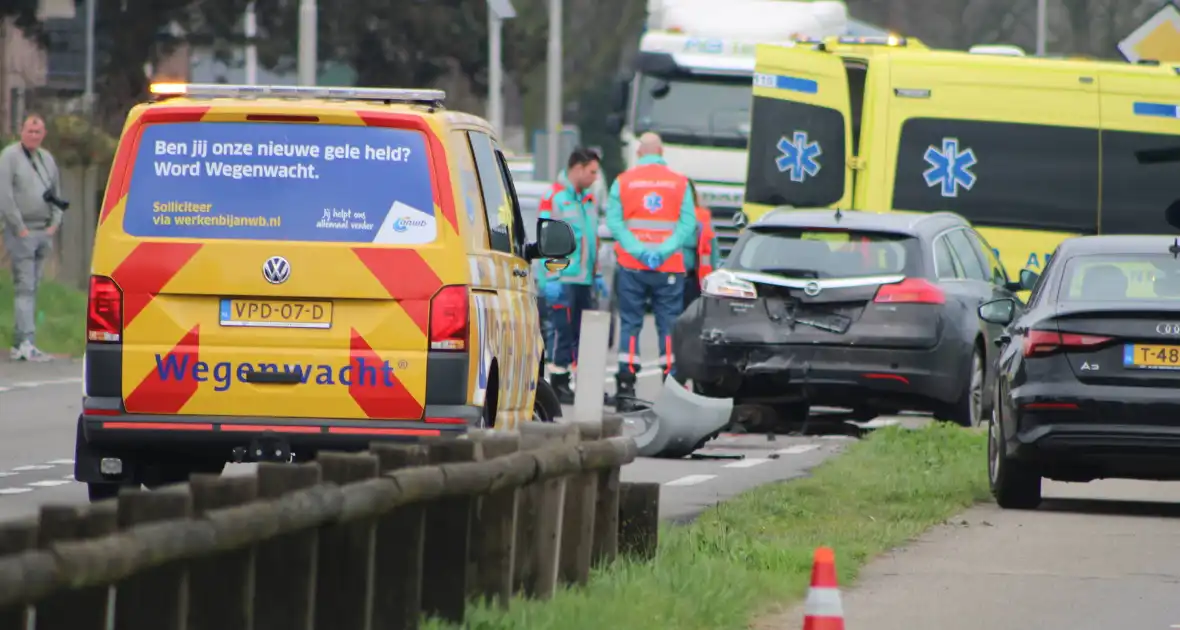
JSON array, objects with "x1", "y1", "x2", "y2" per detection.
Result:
[
  {"x1": 123, "y1": 121, "x2": 437, "y2": 244},
  {"x1": 1059, "y1": 254, "x2": 1180, "y2": 302},
  {"x1": 731, "y1": 228, "x2": 920, "y2": 279}
]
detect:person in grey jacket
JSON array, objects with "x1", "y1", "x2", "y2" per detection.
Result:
[{"x1": 1, "y1": 114, "x2": 65, "y2": 362}]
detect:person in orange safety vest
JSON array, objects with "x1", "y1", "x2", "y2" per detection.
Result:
[
  {"x1": 681, "y1": 179, "x2": 720, "y2": 311},
  {"x1": 605, "y1": 132, "x2": 697, "y2": 412}
]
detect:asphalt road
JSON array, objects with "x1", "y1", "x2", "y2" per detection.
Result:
[
  {"x1": 0, "y1": 315, "x2": 849, "y2": 523},
  {"x1": 758, "y1": 479, "x2": 1180, "y2": 630}
]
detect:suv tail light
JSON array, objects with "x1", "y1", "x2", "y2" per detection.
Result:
[
  {"x1": 873, "y1": 278, "x2": 945, "y2": 304},
  {"x1": 1023, "y1": 330, "x2": 1113, "y2": 357},
  {"x1": 87, "y1": 275, "x2": 123, "y2": 343},
  {"x1": 429, "y1": 286, "x2": 469, "y2": 351}
]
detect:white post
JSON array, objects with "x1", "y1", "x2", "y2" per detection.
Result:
[
  {"x1": 1035, "y1": 0, "x2": 1047, "y2": 56},
  {"x1": 573, "y1": 310, "x2": 611, "y2": 425},
  {"x1": 488, "y1": 11, "x2": 503, "y2": 135},
  {"x1": 245, "y1": 2, "x2": 258, "y2": 85},
  {"x1": 545, "y1": 0, "x2": 562, "y2": 181},
  {"x1": 83, "y1": 0, "x2": 95, "y2": 111},
  {"x1": 297, "y1": 0, "x2": 317, "y2": 86}
]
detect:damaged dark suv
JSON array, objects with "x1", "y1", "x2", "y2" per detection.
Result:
[{"x1": 673, "y1": 209, "x2": 1027, "y2": 428}]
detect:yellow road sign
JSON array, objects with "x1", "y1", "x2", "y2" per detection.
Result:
[{"x1": 1118, "y1": 3, "x2": 1180, "y2": 62}]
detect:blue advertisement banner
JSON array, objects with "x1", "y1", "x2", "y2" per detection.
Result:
[{"x1": 123, "y1": 122, "x2": 438, "y2": 244}]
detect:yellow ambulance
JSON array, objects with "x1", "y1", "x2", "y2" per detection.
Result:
[{"x1": 739, "y1": 35, "x2": 1180, "y2": 277}]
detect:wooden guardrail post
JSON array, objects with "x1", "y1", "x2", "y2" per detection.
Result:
[
  {"x1": 467, "y1": 430, "x2": 523, "y2": 609},
  {"x1": 32, "y1": 500, "x2": 118, "y2": 630},
  {"x1": 560, "y1": 421, "x2": 601, "y2": 587},
  {"x1": 420, "y1": 438, "x2": 479, "y2": 623},
  {"x1": 187, "y1": 475, "x2": 259, "y2": 630},
  {"x1": 113, "y1": 486, "x2": 194, "y2": 630},
  {"x1": 369, "y1": 442, "x2": 431, "y2": 630},
  {"x1": 314, "y1": 452, "x2": 381, "y2": 630},
  {"x1": 618, "y1": 481, "x2": 660, "y2": 562},
  {"x1": 0, "y1": 518, "x2": 36, "y2": 630},
  {"x1": 517, "y1": 422, "x2": 579, "y2": 600},
  {"x1": 254, "y1": 462, "x2": 323, "y2": 630},
  {"x1": 592, "y1": 414, "x2": 625, "y2": 568}
]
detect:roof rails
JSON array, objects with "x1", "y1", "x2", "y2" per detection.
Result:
[
  {"x1": 968, "y1": 44, "x2": 1026, "y2": 56},
  {"x1": 148, "y1": 83, "x2": 446, "y2": 107},
  {"x1": 836, "y1": 34, "x2": 907, "y2": 47}
]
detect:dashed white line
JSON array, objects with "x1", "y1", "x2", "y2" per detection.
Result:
[
  {"x1": 664, "y1": 474, "x2": 717, "y2": 487},
  {"x1": 0, "y1": 488, "x2": 32, "y2": 495},
  {"x1": 46, "y1": 459, "x2": 74, "y2": 465},
  {"x1": 0, "y1": 376, "x2": 82, "y2": 394},
  {"x1": 11, "y1": 465, "x2": 54, "y2": 471},
  {"x1": 26, "y1": 480, "x2": 72, "y2": 488},
  {"x1": 775, "y1": 444, "x2": 822, "y2": 455},
  {"x1": 723, "y1": 458, "x2": 771, "y2": 469}
]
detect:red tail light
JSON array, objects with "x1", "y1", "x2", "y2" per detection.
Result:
[
  {"x1": 87, "y1": 275, "x2": 123, "y2": 343},
  {"x1": 1022, "y1": 330, "x2": 1113, "y2": 358},
  {"x1": 873, "y1": 278, "x2": 945, "y2": 304},
  {"x1": 429, "y1": 286, "x2": 468, "y2": 351}
]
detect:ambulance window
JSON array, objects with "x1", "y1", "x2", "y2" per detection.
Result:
[
  {"x1": 843, "y1": 60, "x2": 867, "y2": 156},
  {"x1": 744, "y1": 96, "x2": 846, "y2": 208},
  {"x1": 891, "y1": 118, "x2": 1099, "y2": 233},
  {"x1": 494, "y1": 148, "x2": 528, "y2": 258},
  {"x1": 1098, "y1": 129, "x2": 1180, "y2": 234},
  {"x1": 468, "y1": 131, "x2": 515, "y2": 254},
  {"x1": 449, "y1": 130, "x2": 487, "y2": 246}
]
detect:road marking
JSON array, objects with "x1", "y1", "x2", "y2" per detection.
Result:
[
  {"x1": 11, "y1": 465, "x2": 54, "y2": 471},
  {"x1": 46, "y1": 459, "x2": 74, "y2": 465},
  {"x1": 723, "y1": 458, "x2": 771, "y2": 469},
  {"x1": 0, "y1": 472, "x2": 16, "y2": 478},
  {"x1": 0, "y1": 488, "x2": 32, "y2": 495},
  {"x1": 26, "y1": 479, "x2": 72, "y2": 488},
  {"x1": 664, "y1": 474, "x2": 717, "y2": 487},
  {"x1": 775, "y1": 444, "x2": 822, "y2": 455},
  {"x1": 0, "y1": 376, "x2": 82, "y2": 394}
]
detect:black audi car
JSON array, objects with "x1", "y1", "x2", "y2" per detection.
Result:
[
  {"x1": 673, "y1": 208, "x2": 1030, "y2": 429},
  {"x1": 980, "y1": 235, "x2": 1180, "y2": 510}
]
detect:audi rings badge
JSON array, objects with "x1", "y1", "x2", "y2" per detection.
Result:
[
  {"x1": 803, "y1": 281, "x2": 821, "y2": 297},
  {"x1": 263, "y1": 256, "x2": 291, "y2": 285},
  {"x1": 1157, "y1": 323, "x2": 1180, "y2": 335}
]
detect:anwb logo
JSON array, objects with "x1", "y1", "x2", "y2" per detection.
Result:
[{"x1": 393, "y1": 216, "x2": 429, "y2": 232}]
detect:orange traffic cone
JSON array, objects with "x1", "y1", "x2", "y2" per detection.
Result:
[{"x1": 802, "y1": 547, "x2": 845, "y2": 630}]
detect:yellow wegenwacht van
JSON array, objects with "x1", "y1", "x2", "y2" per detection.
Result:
[
  {"x1": 739, "y1": 35, "x2": 1180, "y2": 279},
  {"x1": 75, "y1": 83, "x2": 576, "y2": 500}
]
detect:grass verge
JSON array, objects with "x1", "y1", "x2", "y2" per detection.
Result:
[
  {"x1": 0, "y1": 268, "x2": 87, "y2": 356},
  {"x1": 427, "y1": 423, "x2": 990, "y2": 630}
]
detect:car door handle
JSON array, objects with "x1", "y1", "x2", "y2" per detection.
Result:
[
  {"x1": 994, "y1": 333, "x2": 1011, "y2": 348},
  {"x1": 513, "y1": 268, "x2": 528, "y2": 278}
]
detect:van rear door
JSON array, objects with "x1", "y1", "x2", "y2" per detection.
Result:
[
  {"x1": 745, "y1": 43, "x2": 854, "y2": 211},
  {"x1": 109, "y1": 108, "x2": 455, "y2": 421}
]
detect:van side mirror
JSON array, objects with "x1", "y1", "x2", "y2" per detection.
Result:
[
  {"x1": 527, "y1": 217, "x2": 576, "y2": 261},
  {"x1": 1019, "y1": 268, "x2": 1040, "y2": 291},
  {"x1": 978, "y1": 298, "x2": 1016, "y2": 325}
]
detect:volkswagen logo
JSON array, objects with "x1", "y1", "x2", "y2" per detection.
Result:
[
  {"x1": 732, "y1": 211, "x2": 748, "y2": 229},
  {"x1": 262, "y1": 256, "x2": 291, "y2": 285},
  {"x1": 1157, "y1": 323, "x2": 1180, "y2": 335},
  {"x1": 803, "y1": 281, "x2": 821, "y2": 297}
]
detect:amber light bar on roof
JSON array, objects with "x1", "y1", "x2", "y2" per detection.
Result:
[{"x1": 148, "y1": 82, "x2": 447, "y2": 104}]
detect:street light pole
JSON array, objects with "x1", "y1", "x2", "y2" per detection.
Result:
[
  {"x1": 545, "y1": 0, "x2": 562, "y2": 181},
  {"x1": 245, "y1": 2, "x2": 258, "y2": 85},
  {"x1": 83, "y1": 0, "x2": 95, "y2": 112},
  {"x1": 297, "y1": 0, "x2": 317, "y2": 86},
  {"x1": 487, "y1": 0, "x2": 516, "y2": 139},
  {"x1": 1035, "y1": 0, "x2": 1047, "y2": 56}
]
